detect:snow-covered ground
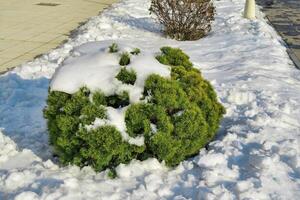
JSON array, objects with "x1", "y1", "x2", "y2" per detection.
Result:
[{"x1": 1, "y1": 0, "x2": 300, "y2": 199}]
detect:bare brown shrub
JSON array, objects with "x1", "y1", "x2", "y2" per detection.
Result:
[{"x1": 150, "y1": 0, "x2": 215, "y2": 41}]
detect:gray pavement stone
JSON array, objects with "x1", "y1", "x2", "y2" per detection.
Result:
[{"x1": 257, "y1": 0, "x2": 300, "y2": 69}]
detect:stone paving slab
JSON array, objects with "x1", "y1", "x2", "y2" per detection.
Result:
[
  {"x1": 257, "y1": 0, "x2": 300, "y2": 69},
  {"x1": 0, "y1": 0, "x2": 117, "y2": 73}
]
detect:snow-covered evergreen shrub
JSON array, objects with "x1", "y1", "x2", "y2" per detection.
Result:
[
  {"x1": 150, "y1": 0, "x2": 215, "y2": 41},
  {"x1": 44, "y1": 45, "x2": 225, "y2": 172}
]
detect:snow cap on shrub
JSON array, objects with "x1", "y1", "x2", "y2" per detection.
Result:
[{"x1": 44, "y1": 42, "x2": 225, "y2": 172}]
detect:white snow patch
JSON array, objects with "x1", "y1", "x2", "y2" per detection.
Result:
[
  {"x1": 227, "y1": 89, "x2": 256, "y2": 105},
  {"x1": 15, "y1": 191, "x2": 40, "y2": 200},
  {"x1": 150, "y1": 123, "x2": 158, "y2": 134},
  {"x1": 196, "y1": 152, "x2": 228, "y2": 168},
  {"x1": 51, "y1": 52, "x2": 120, "y2": 95}
]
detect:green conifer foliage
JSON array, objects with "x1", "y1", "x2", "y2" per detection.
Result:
[{"x1": 44, "y1": 46, "x2": 225, "y2": 172}]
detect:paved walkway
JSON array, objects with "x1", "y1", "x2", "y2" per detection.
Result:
[
  {"x1": 0, "y1": 0, "x2": 116, "y2": 73},
  {"x1": 257, "y1": 0, "x2": 300, "y2": 69}
]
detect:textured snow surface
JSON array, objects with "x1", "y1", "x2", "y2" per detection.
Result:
[{"x1": 1, "y1": 0, "x2": 300, "y2": 199}]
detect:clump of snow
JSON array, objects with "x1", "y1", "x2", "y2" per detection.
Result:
[
  {"x1": 196, "y1": 152, "x2": 227, "y2": 168},
  {"x1": 50, "y1": 51, "x2": 120, "y2": 95},
  {"x1": 150, "y1": 123, "x2": 158, "y2": 134},
  {"x1": 115, "y1": 158, "x2": 166, "y2": 178},
  {"x1": 1, "y1": 0, "x2": 300, "y2": 199},
  {"x1": 0, "y1": 129, "x2": 18, "y2": 164},
  {"x1": 227, "y1": 89, "x2": 256, "y2": 105},
  {"x1": 15, "y1": 191, "x2": 40, "y2": 200}
]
